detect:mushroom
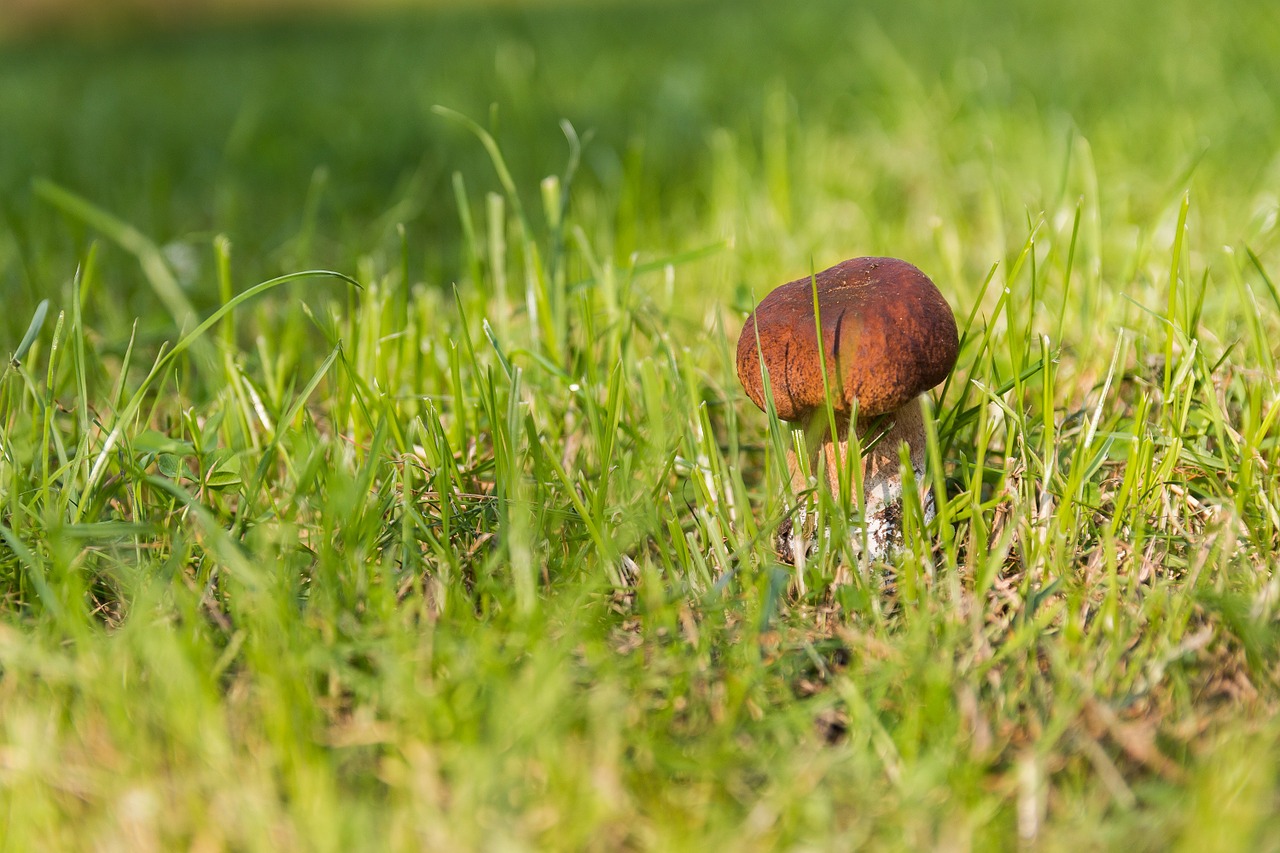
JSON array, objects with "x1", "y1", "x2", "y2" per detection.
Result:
[{"x1": 736, "y1": 257, "x2": 959, "y2": 563}]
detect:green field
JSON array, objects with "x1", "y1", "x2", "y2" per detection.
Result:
[{"x1": 3, "y1": 0, "x2": 1280, "y2": 847}]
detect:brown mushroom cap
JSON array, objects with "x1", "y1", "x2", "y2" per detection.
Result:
[{"x1": 736, "y1": 257, "x2": 959, "y2": 421}]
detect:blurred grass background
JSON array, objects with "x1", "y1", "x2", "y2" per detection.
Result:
[
  {"x1": 0, "y1": 0, "x2": 440, "y2": 38},
  {"x1": 5, "y1": 0, "x2": 1278, "y2": 330}
]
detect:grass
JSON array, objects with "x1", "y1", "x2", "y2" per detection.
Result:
[{"x1": 2, "y1": 0, "x2": 1280, "y2": 847}]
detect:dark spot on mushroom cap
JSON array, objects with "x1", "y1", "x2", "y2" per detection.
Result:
[{"x1": 737, "y1": 257, "x2": 959, "y2": 420}]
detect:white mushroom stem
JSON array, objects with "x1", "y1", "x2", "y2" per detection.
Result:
[{"x1": 782, "y1": 395, "x2": 933, "y2": 561}]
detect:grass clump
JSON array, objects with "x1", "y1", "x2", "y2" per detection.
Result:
[{"x1": 2, "y1": 0, "x2": 1280, "y2": 848}]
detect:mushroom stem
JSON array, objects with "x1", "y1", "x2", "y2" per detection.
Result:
[
  {"x1": 784, "y1": 415, "x2": 833, "y2": 500},
  {"x1": 780, "y1": 417, "x2": 828, "y2": 565},
  {"x1": 842, "y1": 396, "x2": 933, "y2": 554},
  {"x1": 780, "y1": 395, "x2": 933, "y2": 562}
]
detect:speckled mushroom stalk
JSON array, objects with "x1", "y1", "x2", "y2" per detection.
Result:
[
  {"x1": 785, "y1": 395, "x2": 930, "y2": 563},
  {"x1": 737, "y1": 257, "x2": 959, "y2": 563}
]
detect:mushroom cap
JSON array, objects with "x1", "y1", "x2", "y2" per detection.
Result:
[{"x1": 736, "y1": 257, "x2": 959, "y2": 421}]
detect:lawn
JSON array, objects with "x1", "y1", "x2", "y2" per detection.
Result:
[{"x1": 2, "y1": 0, "x2": 1280, "y2": 848}]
